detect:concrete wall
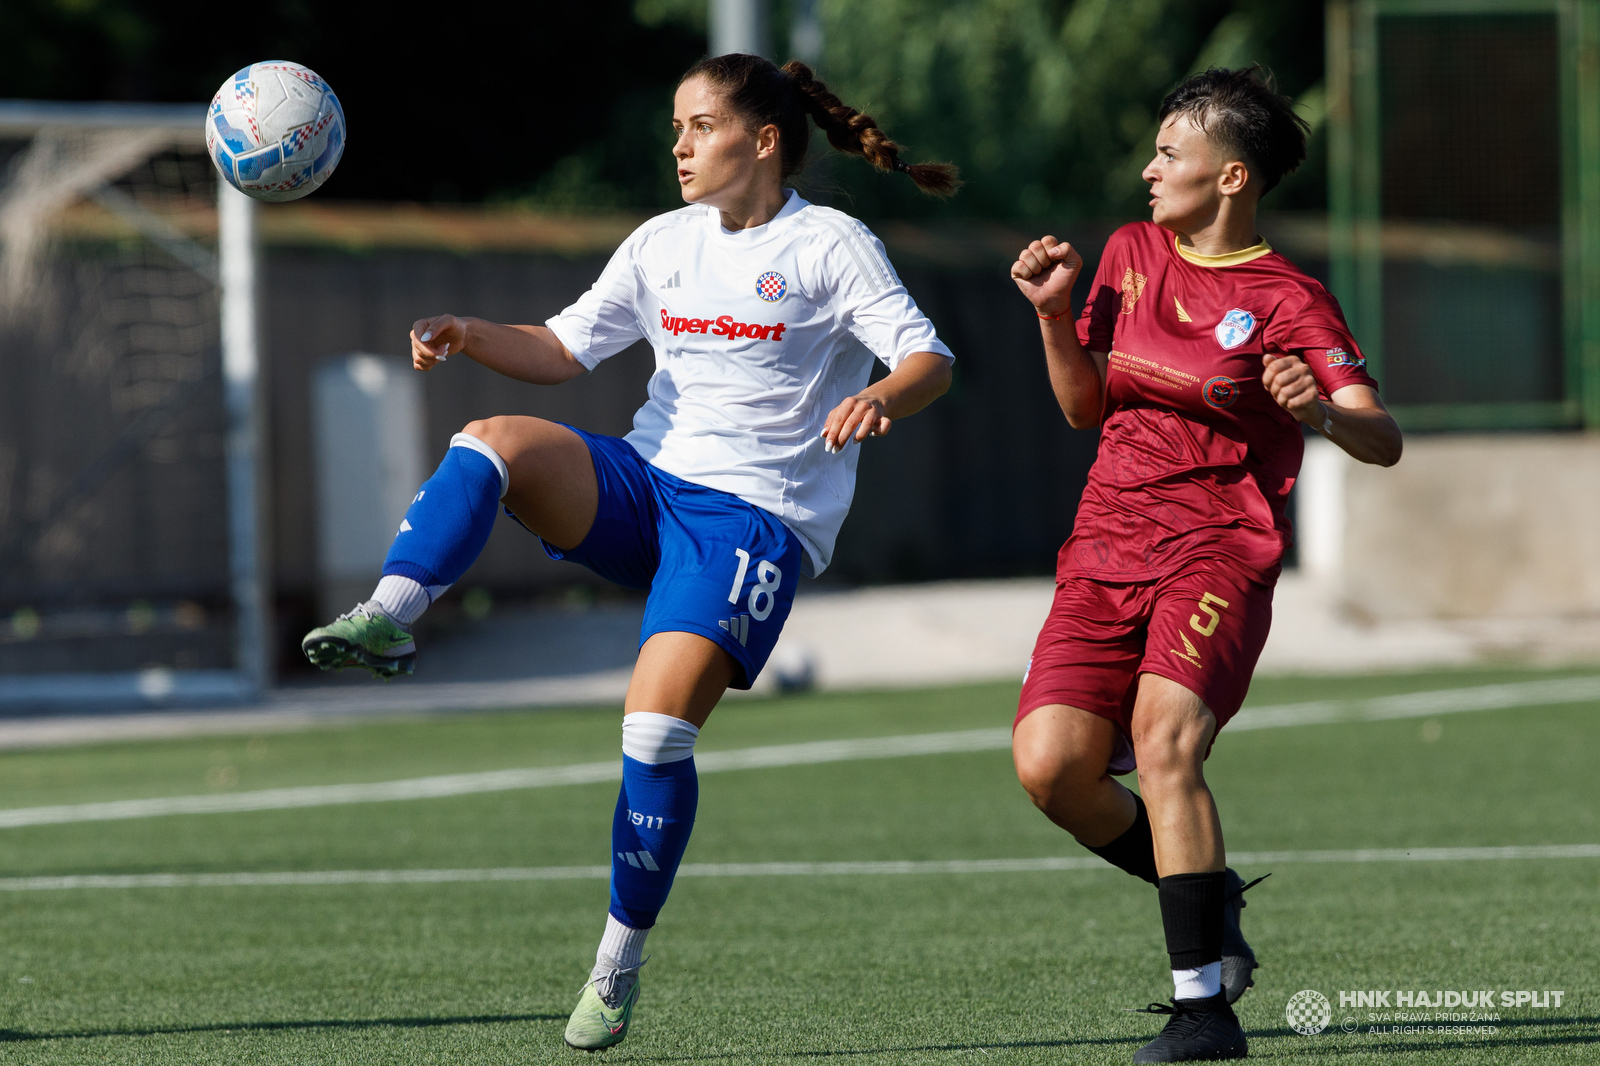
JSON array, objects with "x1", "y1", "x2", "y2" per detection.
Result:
[{"x1": 1298, "y1": 433, "x2": 1600, "y2": 620}]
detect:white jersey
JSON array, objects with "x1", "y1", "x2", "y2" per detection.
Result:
[{"x1": 545, "y1": 190, "x2": 953, "y2": 577}]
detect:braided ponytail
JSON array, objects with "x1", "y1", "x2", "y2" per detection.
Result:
[
  {"x1": 780, "y1": 61, "x2": 960, "y2": 197},
  {"x1": 679, "y1": 54, "x2": 961, "y2": 198}
]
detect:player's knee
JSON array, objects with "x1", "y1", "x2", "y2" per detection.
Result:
[
  {"x1": 461, "y1": 417, "x2": 511, "y2": 453},
  {"x1": 1131, "y1": 719, "x2": 1210, "y2": 783},
  {"x1": 1013, "y1": 742, "x2": 1097, "y2": 812}
]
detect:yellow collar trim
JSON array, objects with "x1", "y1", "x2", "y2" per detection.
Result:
[{"x1": 1173, "y1": 234, "x2": 1272, "y2": 268}]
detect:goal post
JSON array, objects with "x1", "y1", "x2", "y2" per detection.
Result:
[{"x1": 0, "y1": 99, "x2": 271, "y2": 708}]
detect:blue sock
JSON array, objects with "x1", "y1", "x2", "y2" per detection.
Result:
[
  {"x1": 382, "y1": 436, "x2": 506, "y2": 588},
  {"x1": 609, "y1": 754, "x2": 698, "y2": 929}
]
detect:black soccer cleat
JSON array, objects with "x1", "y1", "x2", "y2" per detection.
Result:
[
  {"x1": 1129, "y1": 992, "x2": 1248, "y2": 1063},
  {"x1": 1221, "y1": 869, "x2": 1270, "y2": 1004}
]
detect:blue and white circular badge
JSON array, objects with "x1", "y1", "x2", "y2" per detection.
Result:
[{"x1": 755, "y1": 271, "x2": 787, "y2": 302}]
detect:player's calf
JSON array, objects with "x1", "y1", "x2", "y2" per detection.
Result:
[
  {"x1": 566, "y1": 711, "x2": 701, "y2": 1050},
  {"x1": 300, "y1": 431, "x2": 510, "y2": 676}
]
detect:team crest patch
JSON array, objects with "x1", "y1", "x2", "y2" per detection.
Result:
[
  {"x1": 1120, "y1": 267, "x2": 1147, "y2": 314},
  {"x1": 1203, "y1": 375, "x2": 1239, "y2": 409},
  {"x1": 1214, "y1": 308, "x2": 1257, "y2": 350},
  {"x1": 755, "y1": 271, "x2": 787, "y2": 302}
]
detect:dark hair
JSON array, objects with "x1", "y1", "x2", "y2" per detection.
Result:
[
  {"x1": 679, "y1": 53, "x2": 960, "y2": 197},
  {"x1": 1157, "y1": 65, "x2": 1309, "y2": 195}
]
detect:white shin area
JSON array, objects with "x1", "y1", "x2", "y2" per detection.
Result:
[{"x1": 621, "y1": 712, "x2": 700, "y2": 765}]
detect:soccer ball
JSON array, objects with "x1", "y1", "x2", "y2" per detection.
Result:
[{"x1": 206, "y1": 61, "x2": 345, "y2": 202}]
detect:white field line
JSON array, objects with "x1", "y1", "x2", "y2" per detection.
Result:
[
  {"x1": 0, "y1": 730, "x2": 1013, "y2": 829},
  {"x1": 1227, "y1": 674, "x2": 1600, "y2": 730},
  {"x1": 1, "y1": 675, "x2": 1596, "y2": 831},
  {"x1": 2, "y1": 844, "x2": 1597, "y2": 892}
]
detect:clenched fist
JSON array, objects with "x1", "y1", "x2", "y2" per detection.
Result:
[
  {"x1": 1010, "y1": 235, "x2": 1084, "y2": 319},
  {"x1": 1261, "y1": 352, "x2": 1323, "y2": 425}
]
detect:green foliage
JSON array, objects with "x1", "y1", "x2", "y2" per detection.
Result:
[
  {"x1": 0, "y1": 0, "x2": 1326, "y2": 217},
  {"x1": 542, "y1": 0, "x2": 1326, "y2": 218},
  {"x1": 634, "y1": 0, "x2": 707, "y2": 31},
  {"x1": 802, "y1": 0, "x2": 1327, "y2": 219}
]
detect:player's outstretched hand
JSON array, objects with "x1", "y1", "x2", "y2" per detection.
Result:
[
  {"x1": 822, "y1": 394, "x2": 890, "y2": 454},
  {"x1": 1010, "y1": 235, "x2": 1083, "y2": 318},
  {"x1": 410, "y1": 314, "x2": 469, "y2": 371},
  {"x1": 1261, "y1": 352, "x2": 1322, "y2": 423}
]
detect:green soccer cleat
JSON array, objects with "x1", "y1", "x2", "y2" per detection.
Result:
[
  {"x1": 563, "y1": 956, "x2": 644, "y2": 1051},
  {"x1": 300, "y1": 602, "x2": 416, "y2": 679}
]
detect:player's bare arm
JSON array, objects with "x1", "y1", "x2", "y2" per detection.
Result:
[
  {"x1": 409, "y1": 314, "x2": 585, "y2": 385},
  {"x1": 821, "y1": 351, "x2": 952, "y2": 452},
  {"x1": 1261, "y1": 353, "x2": 1402, "y2": 466},
  {"x1": 1010, "y1": 235, "x2": 1107, "y2": 428}
]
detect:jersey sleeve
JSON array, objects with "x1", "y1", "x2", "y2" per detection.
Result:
[
  {"x1": 819, "y1": 219, "x2": 953, "y2": 368},
  {"x1": 1268, "y1": 285, "x2": 1379, "y2": 397},
  {"x1": 544, "y1": 232, "x2": 646, "y2": 370},
  {"x1": 1076, "y1": 228, "x2": 1128, "y2": 353}
]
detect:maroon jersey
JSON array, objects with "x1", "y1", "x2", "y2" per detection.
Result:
[{"x1": 1064, "y1": 222, "x2": 1378, "y2": 581}]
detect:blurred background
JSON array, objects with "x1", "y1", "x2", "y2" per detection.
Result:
[{"x1": 2, "y1": 0, "x2": 1599, "y2": 715}]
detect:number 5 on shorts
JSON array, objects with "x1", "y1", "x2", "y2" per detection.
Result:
[
  {"x1": 728, "y1": 548, "x2": 783, "y2": 622},
  {"x1": 1190, "y1": 592, "x2": 1230, "y2": 637}
]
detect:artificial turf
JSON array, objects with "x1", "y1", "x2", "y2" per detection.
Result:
[{"x1": 0, "y1": 665, "x2": 1594, "y2": 1063}]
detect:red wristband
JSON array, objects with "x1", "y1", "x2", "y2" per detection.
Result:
[{"x1": 1037, "y1": 310, "x2": 1070, "y2": 320}]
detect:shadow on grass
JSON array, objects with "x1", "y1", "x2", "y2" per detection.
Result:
[
  {"x1": 641, "y1": 1035, "x2": 1145, "y2": 1060},
  {"x1": 1241, "y1": 1015, "x2": 1598, "y2": 1057},
  {"x1": 1276, "y1": 1035, "x2": 1596, "y2": 1056},
  {"x1": 0, "y1": 1011, "x2": 565, "y2": 1043},
  {"x1": 636, "y1": 1018, "x2": 1599, "y2": 1061}
]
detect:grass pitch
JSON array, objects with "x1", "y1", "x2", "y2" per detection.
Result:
[{"x1": 0, "y1": 666, "x2": 1594, "y2": 1063}]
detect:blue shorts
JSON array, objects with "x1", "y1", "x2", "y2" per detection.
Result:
[{"x1": 521, "y1": 426, "x2": 803, "y2": 689}]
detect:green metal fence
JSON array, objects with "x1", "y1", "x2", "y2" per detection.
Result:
[{"x1": 1327, "y1": 0, "x2": 1600, "y2": 430}]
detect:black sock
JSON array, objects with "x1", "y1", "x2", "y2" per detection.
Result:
[
  {"x1": 1083, "y1": 792, "x2": 1159, "y2": 885},
  {"x1": 1159, "y1": 870, "x2": 1226, "y2": 975}
]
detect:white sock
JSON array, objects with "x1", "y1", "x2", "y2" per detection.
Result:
[
  {"x1": 370, "y1": 575, "x2": 440, "y2": 626},
  {"x1": 1173, "y1": 961, "x2": 1222, "y2": 1000},
  {"x1": 597, "y1": 913, "x2": 648, "y2": 970}
]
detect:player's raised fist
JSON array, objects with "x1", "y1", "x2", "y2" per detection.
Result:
[
  {"x1": 1261, "y1": 352, "x2": 1321, "y2": 422},
  {"x1": 410, "y1": 315, "x2": 469, "y2": 371},
  {"x1": 1010, "y1": 235, "x2": 1083, "y2": 318}
]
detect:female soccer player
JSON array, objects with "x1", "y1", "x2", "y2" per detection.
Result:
[
  {"x1": 300, "y1": 55, "x2": 956, "y2": 1049},
  {"x1": 1008, "y1": 68, "x2": 1401, "y2": 1063}
]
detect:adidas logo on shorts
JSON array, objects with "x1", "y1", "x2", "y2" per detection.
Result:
[{"x1": 718, "y1": 614, "x2": 751, "y2": 645}]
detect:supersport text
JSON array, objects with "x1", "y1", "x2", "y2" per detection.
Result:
[{"x1": 660, "y1": 309, "x2": 787, "y2": 340}]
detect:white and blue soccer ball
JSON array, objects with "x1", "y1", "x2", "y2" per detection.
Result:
[{"x1": 205, "y1": 61, "x2": 344, "y2": 202}]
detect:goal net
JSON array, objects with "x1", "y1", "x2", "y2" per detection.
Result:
[{"x1": 0, "y1": 101, "x2": 268, "y2": 709}]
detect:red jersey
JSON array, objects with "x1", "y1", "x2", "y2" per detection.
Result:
[{"x1": 1062, "y1": 222, "x2": 1378, "y2": 582}]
